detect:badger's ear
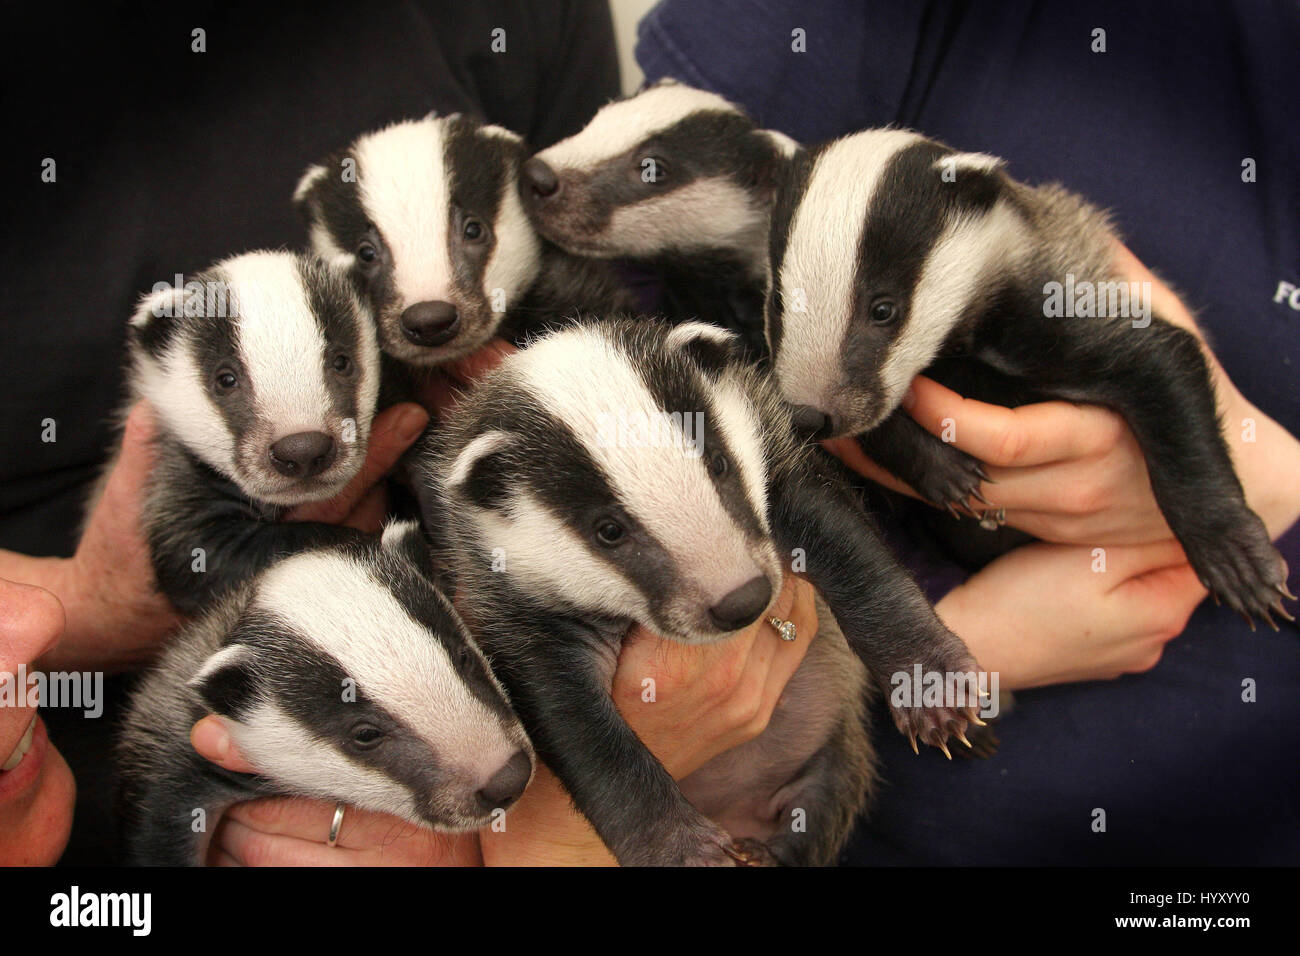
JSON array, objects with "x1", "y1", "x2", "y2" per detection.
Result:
[
  {"x1": 445, "y1": 430, "x2": 516, "y2": 509},
  {"x1": 128, "y1": 285, "x2": 189, "y2": 356},
  {"x1": 292, "y1": 162, "x2": 330, "y2": 221},
  {"x1": 189, "y1": 643, "x2": 258, "y2": 719},
  {"x1": 933, "y1": 151, "x2": 1006, "y2": 210},
  {"x1": 666, "y1": 321, "x2": 743, "y2": 375},
  {"x1": 760, "y1": 128, "x2": 801, "y2": 159},
  {"x1": 380, "y1": 518, "x2": 439, "y2": 580}
]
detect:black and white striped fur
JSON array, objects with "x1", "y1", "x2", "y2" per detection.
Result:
[
  {"x1": 108, "y1": 250, "x2": 381, "y2": 614},
  {"x1": 520, "y1": 80, "x2": 798, "y2": 355},
  {"x1": 117, "y1": 522, "x2": 534, "y2": 866},
  {"x1": 294, "y1": 113, "x2": 634, "y2": 374},
  {"x1": 768, "y1": 129, "x2": 1292, "y2": 625},
  {"x1": 412, "y1": 319, "x2": 983, "y2": 866}
]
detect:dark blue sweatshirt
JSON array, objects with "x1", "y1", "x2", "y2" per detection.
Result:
[{"x1": 639, "y1": 0, "x2": 1300, "y2": 863}]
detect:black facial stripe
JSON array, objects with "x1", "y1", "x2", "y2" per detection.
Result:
[
  {"x1": 445, "y1": 118, "x2": 521, "y2": 302},
  {"x1": 843, "y1": 141, "x2": 955, "y2": 381},
  {"x1": 248, "y1": 613, "x2": 454, "y2": 806},
  {"x1": 188, "y1": 270, "x2": 256, "y2": 441},
  {"x1": 297, "y1": 257, "x2": 365, "y2": 423},
  {"x1": 558, "y1": 111, "x2": 774, "y2": 235},
  {"x1": 471, "y1": 397, "x2": 679, "y2": 610},
  {"x1": 632, "y1": 345, "x2": 767, "y2": 543},
  {"x1": 766, "y1": 145, "x2": 819, "y2": 363}
]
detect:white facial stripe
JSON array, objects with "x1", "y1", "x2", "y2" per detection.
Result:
[
  {"x1": 135, "y1": 338, "x2": 237, "y2": 474},
  {"x1": 536, "y1": 84, "x2": 745, "y2": 170},
  {"x1": 774, "y1": 129, "x2": 922, "y2": 409},
  {"x1": 603, "y1": 179, "x2": 767, "y2": 257},
  {"x1": 510, "y1": 328, "x2": 764, "y2": 601},
  {"x1": 255, "y1": 552, "x2": 518, "y2": 777},
  {"x1": 232, "y1": 699, "x2": 422, "y2": 824},
  {"x1": 222, "y1": 253, "x2": 334, "y2": 436},
  {"x1": 481, "y1": 178, "x2": 542, "y2": 310},
  {"x1": 707, "y1": 376, "x2": 771, "y2": 534},
  {"x1": 879, "y1": 202, "x2": 1026, "y2": 406},
  {"x1": 354, "y1": 119, "x2": 456, "y2": 304},
  {"x1": 477, "y1": 489, "x2": 650, "y2": 620}
]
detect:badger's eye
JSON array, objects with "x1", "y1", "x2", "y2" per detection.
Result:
[
  {"x1": 357, "y1": 242, "x2": 378, "y2": 263},
  {"x1": 350, "y1": 724, "x2": 386, "y2": 749},
  {"x1": 463, "y1": 219, "x2": 485, "y2": 242},
  {"x1": 709, "y1": 451, "x2": 729, "y2": 478},
  {"x1": 640, "y1": 156, "x2": 668, "y2": 185},
  {"x1": 869, "y1": 298, "x2": 899, "y2": 324},
  {"x1": 332, "y1": 354, "x2": 352, "y2": 374},
  {"x1": 215, "y1": 370, "x2": 239, "y2": 391},
  {"x1": 595, "y1": 519, "x2": 626, "y2": 547}
]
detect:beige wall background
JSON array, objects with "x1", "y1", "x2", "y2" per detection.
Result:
[{"x1": 609, "y1": 0, "x2": 660, "y2": 94}]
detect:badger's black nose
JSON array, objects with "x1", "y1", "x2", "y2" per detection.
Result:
[
  {"x1": 476, "y1": 750, "x2": 532, "y2": 811},
  {"x1": 401, "y1": 300, "x2": 460, "y2": 346},
  {"x1": 789, "y1": 404, "x2": 831, "y2": 439},
  {"x1": 521, "y1": 158, "x2": 560, "y2": 200},
  {"x1": 269, "y1": 431, "x2": 336, "y2": 478},
  {"x1": 708, "y1": 576, "x2": 773, "y2": 631}
]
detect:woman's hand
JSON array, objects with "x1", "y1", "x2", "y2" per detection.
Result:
[
  {"x1": 935, "y1": 538, "x2": 1206, "y2": 689},
  {"x1": 478, "y1": 573, "x2": 821, "y2": 865},
  {"x1": 190, "y1": 716, "x2": 480, "y2": 866},
  {"x1": 826, "y1": 243, "x2": 1300, "y2": 548}
]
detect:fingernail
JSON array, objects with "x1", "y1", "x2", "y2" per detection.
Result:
[
  {"x1": 396, "y1": 405, "x2": 429, "y2": 443},
  {"x1": 901, "y1": 385, "x2": 917, "y2": 411},
  {"x1": 192, "y1": 718, "x2": 229, "y2": 763}
]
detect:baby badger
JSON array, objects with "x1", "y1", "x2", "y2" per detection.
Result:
[
  {"x1": 412, "y1": 319, "x2": 983, "y2": 866},
  {"x1": 117, "y1": 521, "x2": 534, "y2": 866},
  {"x1": 108, "y1": 251, "x2": 380, "y2": 615},
  {"x1": 768, "y1": 129, "x2": 1292, "y2": 626},
  {"x1": 294, "y1": 113, "x2": 634, "y2": 373},
  {"x1": 521, "y1": 80, "x2": 798, "y2": 355}
]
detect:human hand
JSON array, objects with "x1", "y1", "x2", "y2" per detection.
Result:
[
  {"x1": 935, "y1": 538, "x2": 1206, "y2": 689},
  {"x1": 826, "y1": 242, "x2": 1300, "y2": 547},
  {"x1": 190, "y1": 716, "x2": 480, "y2": 866}
]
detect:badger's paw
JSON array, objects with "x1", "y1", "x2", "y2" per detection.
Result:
[
  {"x1": 724, "y1": 837, "x2": 781, "y2": 867},
  {"x1": 907, "y1": 441, "x2": 990, "y2": 517},
  {"x1": 887, "y1": 650, "x2": 989, "y2": 760},
  {"x1": 1192, "y1": 515, "x2": 1294, "y2": 631},
  {"x1": 627, "y1": 817, "x2": 743, "y2": 867}
]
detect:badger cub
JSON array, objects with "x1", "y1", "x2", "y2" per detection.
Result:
[
  {"x1": 521, "y1": 79, "x2": 798, "y2": 355},
  {"x1": 117, "y1": 522, "x2": 534, "y2": 866},
  {"x1": 768, "y1": 129, "x2": 1292, "y2": 625},
  {"x1": 110, "y1": 250, "x2": 380, "y2": 614},
  {"x1": 413, "y1": 319, "x2": 983, "y2": 866},
  {"x1": 294, "y1": 113, "x2": 633, "y2": 375}
]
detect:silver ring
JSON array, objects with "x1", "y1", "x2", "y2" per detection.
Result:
[
  {"x1": 979, "y1": 507, "x2": 1007, "y2": 531},
  {"x1": 768, "y1": 617, "x2": 797, "y2": 642},
  {"x1": 327, "y1": 802, "x2": 346, "y2": 847}
]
